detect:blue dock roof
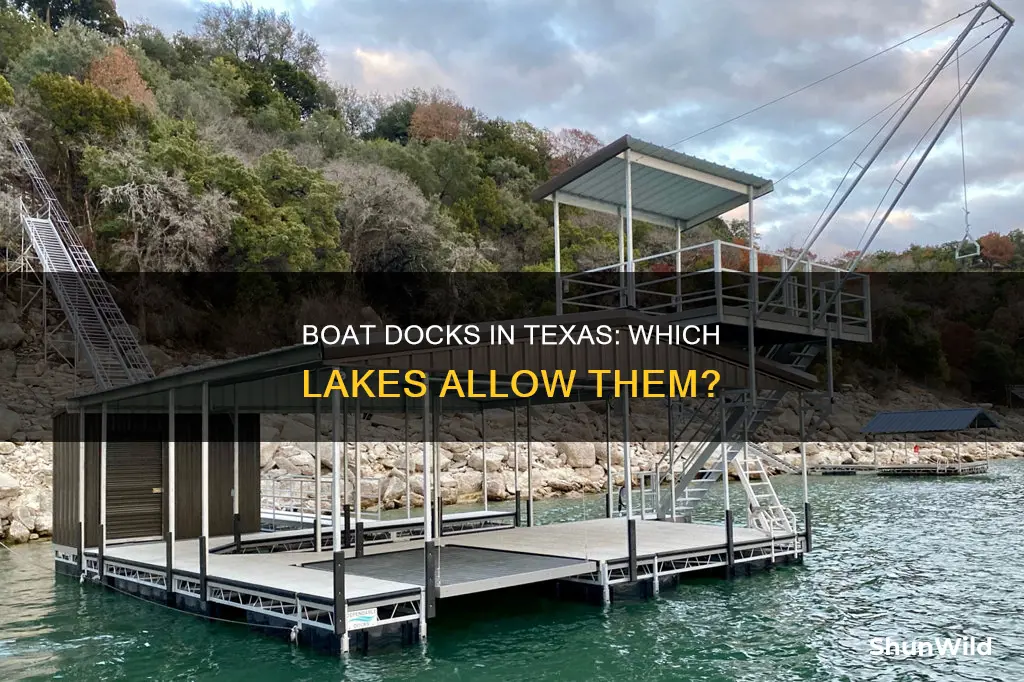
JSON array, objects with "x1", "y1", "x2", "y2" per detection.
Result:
[{"x1": 860, "y1": 408, "x2": 999, "y2": 434}]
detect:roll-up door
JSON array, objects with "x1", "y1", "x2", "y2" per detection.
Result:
[{"x1": 106, "y1": 442, "x2": 164, "y2": 539}]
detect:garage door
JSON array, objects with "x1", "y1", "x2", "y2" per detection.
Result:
[{"x1": 106, "y1": 442, "x2": 164, "y2": 540}]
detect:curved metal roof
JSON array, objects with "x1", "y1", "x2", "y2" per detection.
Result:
[
  {"x1": 531, "y1": 135, "x2": 773, "y2": 229},
  {"x1": 860, "y1": 408, "x2": 999, "y2": 434}
]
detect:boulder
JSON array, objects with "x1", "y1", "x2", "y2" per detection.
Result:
[
  {"x1": 0, "y1": 471, "x2": 20, "y2": 499},
  {"x1": 557, "y1": 442, "x2": 596, "y2": 469},
  {"x1": 7, "y1": 518, "x2": 30, "y2": 543},
  {"x1": 0, "y1": 351, "x2": 16, "y2": 379},
  {"x1": 0, "y1": 323, "x2": 25, "y2": 349},
  {"x1": 454, "y1": 471, "x2": 483, "y2": 496},
  {"x1": 485, "y1": 477, "x2": 508, "y2": 501},
  {"x1": 467, "y1": 450, "x2": 504, "y2": 473},
  {"x1": 775, "y1": 409, "x2": 800, "y2": 433},
  {"x1": 0, "y1": 408, "x2": 20, "y2": 441},
  {"x1": 142, "y1": 345, "x2": 174, "y2": 373},
  {"x1": 279, "y1": 419, "x2": 315, "y2": 442}
]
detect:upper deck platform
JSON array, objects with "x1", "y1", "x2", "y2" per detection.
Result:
[{"x1": 534, "y1": 135, "x2": 871, "y2": 345}]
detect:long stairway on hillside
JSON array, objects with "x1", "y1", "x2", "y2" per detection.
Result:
[{"x1": 6, "y1": 125, "x2": 154, "y2": 389}]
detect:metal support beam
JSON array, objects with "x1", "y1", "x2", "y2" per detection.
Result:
[
  {"x1": 424, "y1": 540, "x2": 438, "y2": 619},
  {"x1": 625, "y1": 149, "x2": 636, "y2": 307},
  {"x1": 314, "y1": 386, "x2": 322, "y2": 552},
  {"x1": 200, "y1": 381, "x2": 209, "y2": 605},
  {"x1": 553, "y1": 191, "x2": 562, "y2": 315},
  {"x1": 333, "y1": 550, "x2": 348, "y2": 654},
  {"x1": 526, "y1": 399, "x2": 534, "y2": 526},
  {"x1": 332, "y1": 392, "x2": 341, "y2": 552},
  {"x1": 354, "y1": 397, "x2": 361, "y2": 527},
  {"x1": 606, "y1": 399, "x2": 613, "y2": 519},
  {"x1": 355, "y1": 522, "x2": 365, "y2": 558},
  {"x1": 513, "y1": 403, "x2": 520, "y2": 526},
  {"x1": 480, "y1": 404, "x2": 488, "y2": 511},
  {"x1": 232, "y1": 398, "x2": 241, "y2": 552},
  {"x1": 166, "y1": 388, "x2": 175, "y2": 600},
  {"x1": 622, "y1": 394, "x2": 632, "y2": 518},
  {"x1": 99, "y1": 402, "x2": 107, "y2": 578},
  {"x1": 422, "y1": 385, "x2": 433, "y2": 542},
  {"x1": 77, "y1": 405, "x2": 85, "y2": 574},
  {"x1": 627, "y1": 518, "x2": 638, "y2": 582}
]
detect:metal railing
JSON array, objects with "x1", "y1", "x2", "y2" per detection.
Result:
[
  {"x1": 260, "y1": 474, "x2": 385, "y2": 528},
  {"x1": 559, "y1": 240, "x2": 871, "y2": 338}
]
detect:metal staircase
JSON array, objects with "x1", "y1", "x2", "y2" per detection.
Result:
[
  {"x1": 6, "y1": 125, "x2": 154, "y2": 388},
  {"x1": 648, "y1": 341, "x2": 821, "y2": 526}
]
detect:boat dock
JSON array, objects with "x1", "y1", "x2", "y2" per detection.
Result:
[
  {"x1": 60, "y1": 516, "x2": 805, "y2": 653},
  {"x1": 877, "y1": 462, "x2": 990, "y2": 476}
]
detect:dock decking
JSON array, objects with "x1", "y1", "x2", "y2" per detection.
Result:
[
  {"x1": 877, "y1": 462, "x2": 989, "y2": 476},
  {"x1": 59, "y1": 516, "x2": 805, "y2": 653}
]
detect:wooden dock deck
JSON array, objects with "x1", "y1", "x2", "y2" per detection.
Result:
[{"x1": 58, "y1": 517, "x2": 805, "y2": 654}]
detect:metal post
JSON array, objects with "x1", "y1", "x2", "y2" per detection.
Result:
[
  {"x1": 627, "y1": 517, "x2": 638, "y2": 582},
  {"x1": 98, "y1": 402, "x2": 107, "y2": 579},
  {"x1": 200, "y1": 381, "x2": 209, "y2": 604},
  {"x1": 167, "y1": 388, "x2": 176, "y2": 601},
  {"x1": 526, "y1": 399, "x2": 534, "y2": 526},
  {"x1": 332, "y1": 391, "x2": 341, "y2": 552},
  {"x1": 334, "y1": 550, "x2": 348, "y2": 653},
  {"x1": 422, "y1": 384, "x2": 433, "y2": 542},
  {"x1": 668, "y1": 400, "x2": 676, "y2": 522},
  {"x1": 720, "y1": 394, "x2": 734, "y2": 576},
  {"x1": 553, "y1": 191, "x2": 562, "y2": 315},
  {"x1": 605, "y1": 399, "x2": 613, "y2": 519},
  {"x1": 513, "y1": 403, "x2": 521, "y2": 526},
  {"x1": 433, "y1": 396, "x2": 442, "y2": 534},
  {"x1": 675, "y1": 219, "x2": 683, "y2": 313},
  {"x1": 404, "y1": 398, "x2": 411, "y2": 518},
  {"x1": 77, "y1": 406, "x2": 85, "y2": 574},
  {"x1": 354, "y1": 397, "x2": 361, "y2": 526},
  {"x1": 622, "y1": 393, "x2": 632, "y2": 518},
  {"x1": 480, "y1": 403, "x2": 488, "y2": 511},
  {"x1": 618, "y1": 210, "x2": 626, "y2": 307},
  {"x1": 800, "y1": 394, "x2": 811, "y2": 553},
  {"x1": 314, "y1": 388, "x2": 322, "y2": 552},
  {"x1": 624, "y1": 148, "x2": 635, "y2": 307},
  {"x1": 826, "y1": 326, "x2": 835, "y2": 402},
  {"x1": 232, "y1": 398, "x2": 241, "y2": 552},
  {"x1": 747, "y1": 186, "x2": 757, "y2": 428}
]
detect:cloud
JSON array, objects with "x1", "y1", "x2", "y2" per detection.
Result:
[{"x1": 124, "y1": 0, "x2": 1022, "y2": 256}]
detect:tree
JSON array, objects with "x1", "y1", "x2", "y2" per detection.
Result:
[
  {"x1": 0, "y1": 76, "x2": 13, "y2": 108},
  {"x1": 9, "y1": 19, "x2": 108, "y2": 86},
  {"x1": 979, "y1": 231, "x2": 1014, "y2": 267},
  {"x1": 546, "y1": 127, "x2": 602, "y2": 175},
  {"x1": 472, "y1": 118, "x2": 549, "y2": 179},
  {"x1": 82, "y1": 135, "x2": 237, "y2": 336},
  {"x1": 87, "y1": 46, "x2": 156, "y2": 109},
  {"x1": 195, "y1": 1, "x2": 323, "y2": 73},
  {"x1": 409, "y1": 100, "x2": 474, "y2": 142},
  {"x1": 30, "y1": 72, "x2": 144, "y2": 139},
  {"x1": 324, "y1": 159, "x2": 443, "y2": 271},
  {"x1": 0, "y1": 6, "x2": 50, "y2": 74},
  {"x1": 368, "y1": 97, "x2": 419, "y2": 144},
  {"x1": 19, "y1": 0, "x2": 124, "y2": 35}
]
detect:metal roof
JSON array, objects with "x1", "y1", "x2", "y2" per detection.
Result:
[
  {"x1": 530, "y1": 135, "x2": 773, "y2": 230},
  {"x1": 860, "y1": 408, "x2": 1000, "y2": 435}
]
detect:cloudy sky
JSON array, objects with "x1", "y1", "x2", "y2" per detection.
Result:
[{"x1": 116, "y1": 0, "x2": 1023, "y2": 256}]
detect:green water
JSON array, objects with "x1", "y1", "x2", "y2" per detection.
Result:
[{"x1": 2, "y1": 462, "x2": 1023, "y2": 682}]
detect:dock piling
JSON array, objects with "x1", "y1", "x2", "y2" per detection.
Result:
[
  {"x1": 333, "y1": 550, "x2": 348, "y2": 653},
  {"x1": 343, "y1": 504, "x2": 352, "y2": 549},
  {"x1": 164, "y1": 530, "x2": 174, "y2": 604},
  {"x1": 804, "y1": 502, "x2": 812, "y2": 553},
  {"x1": 724, "y1": 509, "x2": 735, "y2": 578},
  {"x1": 355, "y1": 522, "x2": 365, "y2": 558},
  {"x1": 199, "y1": 535, "x2": 208, "y2": 607},
  {"x1": 424, "y1": 540, "x2": 438, "y2": 619},
  {"x1": 627, "y1": 518, "x2": 638, "y2": 582}
]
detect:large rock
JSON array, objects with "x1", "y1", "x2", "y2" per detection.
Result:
[
  {"x1": 7, "y1": 519, "x2": 30, "y2": 543},
  {"x1": 279, "y1": 419, "x2": 315, "y2": 442},
  {"x1": 0, "y1": 408, "x2": 20, "y2": 441},
  {"x1": 557, "y1": 442, "x2": 596, "y2": 469},
  {"x1": 0, "y1": 323, "x2": 25, "y2": 349},
  {"x1": 467, "y1": 450, "x2": 504, "y2": 473},
  {"x1": 775, "y1": 409, "x2": 800, "y2": 433},
  {"x1": 0, "y1": 471, "x2": 21, "y2": 499},
  {"x1": 142, "y1": 345, "x2": 174, "y2": 373},
  {"x1": 454, "y1": 471, "x2": 483, "y2": 496},
  {"x1": 0, "y1": 351, "x2": 16, "y2": 379}
]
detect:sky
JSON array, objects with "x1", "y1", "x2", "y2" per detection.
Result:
[{"x1": 114, "y1": 0, "x2": 1024, "y2": 256}]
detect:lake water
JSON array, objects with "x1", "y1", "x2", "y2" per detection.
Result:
[{"x1": 2, "y1": 461, "x2": 1022, "y2": 681}]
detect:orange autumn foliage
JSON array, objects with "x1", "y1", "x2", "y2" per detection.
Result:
[{"x1": 87, "y1": 46, "x2": 156, "y2": 111}]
